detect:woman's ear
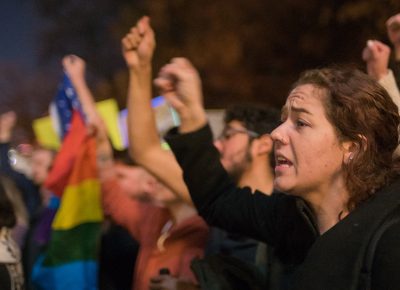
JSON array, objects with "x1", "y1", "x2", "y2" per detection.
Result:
[{"x1": 343, "y1": 135, "x2": 367, "y2": 164}]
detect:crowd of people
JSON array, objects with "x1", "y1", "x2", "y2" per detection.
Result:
[{"x1": 0, "y1": 11, "x2": 400, "y2": 290}]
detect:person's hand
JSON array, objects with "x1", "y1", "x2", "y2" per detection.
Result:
[
  {"x1": 88, "y1": 114, "x2": 108, "y2": 141},
  {"x1": 122, "y1": 16, "x2": 155, "y2": 71},
  {"x1": 91, "y1": 115, "x2": 114, "y2": 172},
  {"x1": 362, "y1": 40, "x2": 390, "y2": 81},
  {"x1": 387, "y1": 13, "x2": 400, "y2": 46},
  {"x1": 154, "y1": 58, "x2": 207, "y2": 133},
  {"x1": 0, "y1": 111, "x2": 17, "y2": 142},
  {"x1": 62, "y1": 54, "x2": 86, "y2": 82}
]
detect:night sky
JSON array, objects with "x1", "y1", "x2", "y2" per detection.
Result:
[{"x1": 0, "y1": 1, "x2": 41, "y2": 70}]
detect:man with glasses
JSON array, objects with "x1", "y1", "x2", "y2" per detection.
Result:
[
  {"x1": 206, "y1": 104, "x2": 280, "y2": 264},
  {"x1": 215, "y1": 105, "x2": 279, "y2": 191}
]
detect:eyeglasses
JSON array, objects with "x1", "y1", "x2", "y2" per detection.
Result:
[{"x1": 218, "y1": 127, "x2": 260, "y2": 141}]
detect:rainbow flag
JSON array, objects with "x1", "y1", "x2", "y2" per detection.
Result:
[
  {"x1": 32, "y1": 110, "x2": 103, "y2": 290},
  {"x1": 49, "y1": 72, "x2": 83, "y2": 139}
]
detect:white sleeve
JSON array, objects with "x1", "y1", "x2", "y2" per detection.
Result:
[{"x1": 379, "y1": 69, "x2": 400, "y2": 113}]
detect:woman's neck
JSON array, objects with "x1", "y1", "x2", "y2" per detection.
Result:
[
  {"x1": 314, "y1": 205, "x2": 349, "y2": 234},
  {"x1": 304, "y1": 185, "x2": 350, "y2": 234}
]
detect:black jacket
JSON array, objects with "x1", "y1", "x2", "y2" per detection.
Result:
[{"x1": 165, "y1": 124, "x2": 400, "y2": 290}]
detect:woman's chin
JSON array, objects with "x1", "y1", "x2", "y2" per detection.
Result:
[{"x1": 273, "y1": 178, "x2": 293, "y2": 193}]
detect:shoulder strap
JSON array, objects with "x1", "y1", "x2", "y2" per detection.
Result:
[{"x1": 359, "y1": 207, "x2": 400, "y2": 290}]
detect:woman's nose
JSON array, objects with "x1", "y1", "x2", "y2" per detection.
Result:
[{"x1": 271, "y1": 125, "x2": 287, "y2": 145}]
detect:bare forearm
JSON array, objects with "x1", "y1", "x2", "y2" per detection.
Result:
[
  {"x1": 127, "y1": 67, "x2": 194, "y2": 205},
  {"x1": 127, "y1": 66, "x2": 162, "y2": 158},
  {"x1": 67, "y1": 71, "x2": 114, "y2": 174},
  {"x1": 69, "y1": 77, "x2": 98, "y2": 121}
]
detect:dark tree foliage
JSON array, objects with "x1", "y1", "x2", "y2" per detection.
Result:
[
  {"x1": 5, "y1": 0, "x2": 400, "y2": 140},
  {"x1": 0, "y1": 62, "x2": 59, "y2": 142},
  {"x1": 33, "y1": 0, "x2": 400, "y2": 108}
]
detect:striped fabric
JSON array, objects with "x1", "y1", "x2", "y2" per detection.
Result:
[
  {"x1": 32, "y1": 111, "x2": 103, "y2": 290},
  {"x1": 49, "y1": 72, "x2": 82, "y2": 140}
]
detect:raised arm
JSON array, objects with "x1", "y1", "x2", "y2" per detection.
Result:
[
  {"x1": 362, "y1": 40, "x2": 400, "y2": 157},
  {"x1": 362, "y1": 40, "x2": 400, "y2": 108},
  {"x1": 154, "y1": 58, "x2": 207, "y2": 134},
  {"x1": 123, "y1": 16, "x2": 193, "y2": 204},
  {"x1": 62, "y1": 55, "x2": 101, "y2": 127},
  {"x1": 62, "y1": 55, "x2": 114, "y2": 175},
  {"x1": 387, "y1": 13, "x2": 400, "y2": 61}
]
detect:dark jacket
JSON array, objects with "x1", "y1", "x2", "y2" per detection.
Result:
[
  {"x1": 165, "y1": 124, "x2": 400, "y2": 290},
  {"x1": 0, "y1": 142, "x2": 41, "y2": 218}
]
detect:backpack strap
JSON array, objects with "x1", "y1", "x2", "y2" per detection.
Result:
[{"x1": 359, "y1": 206, "x2": 400, "y2": 290}]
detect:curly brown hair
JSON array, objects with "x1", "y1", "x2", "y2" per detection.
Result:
[{"x1": 294, "y1": 67, "x2": 400, "y2": 210}]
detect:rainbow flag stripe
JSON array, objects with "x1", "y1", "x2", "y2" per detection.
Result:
[{"x1": 32, "y1": 111, "x2": 103, "y2": 290}]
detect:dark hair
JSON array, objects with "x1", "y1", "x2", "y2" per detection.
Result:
[
  {"x1": 224, "y1": 103, "x2": 281, "y2": 136},
  {"x1": 0, "y1": 177, "x2": 16, "y2": 228},
  {"x1": 112, "y1": 148, "x2": 135, "y2": 165},
  {"x1": 225, "y1": 103, "x2": 281, "y2": 169},
  {"x1": 294, "y1": 67, "x2": 400, "y2": 210}
]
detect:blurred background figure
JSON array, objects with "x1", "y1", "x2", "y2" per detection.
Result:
[
  {"x1": 362, "y1": 40, "x2": 400, "y2": 106},
  {"x1": 0, "y1": 111, "x2": 42, "y2": 219},
  {"x1": 98, "y1": 149, "x2": 139, "y2": 290},
  {"x1": 387, "y1": 13, "x2": 400, "y2": 87},
  {"x1": 62, "y1": 54, "x2": 208, "y2": 290},
  {"x1": 362, "y1": 14, "x2": 400, "y2": 156},
  {"x1": 0, "y1": 110, "x2": 56, "y2": 289},
  {"x1": 0, "y1": 175, "x2": 25, "y2": 289},
  {"x1": 0, "y1": 175, "x2": 28, "y2": 249},
  {"x1": 100, "y1": 159, "x2": 208, "y2": 290}
]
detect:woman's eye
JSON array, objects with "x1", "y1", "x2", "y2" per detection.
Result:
[{"x1": 296, "y1": 119, "x2": 308, "y2": 127}]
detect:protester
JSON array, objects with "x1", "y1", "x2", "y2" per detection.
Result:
[
  {"x1": 362, "y1": 28, "x2": 400, "y2": 158},
  {"x1": 98, "y1": 152, "x2": 139, "y2": 290},
  {"x1": 153, "y1": 54, "x2": 400, "y2": 289},
  {"x1": 386, "y1": 13, "x2": 400, "y2": 86},
  {"x1": 101, "y1": 162, "x2": 208, "y2": 290},
  {"x1": 63, "y1": 54, "x2": 209, "y2": 290},
  {"x1": 205, "y1": 104, "x2": 279, "y2": 261},
  {"x1": 31, "y1": 55, "x2": 104, "y2": 290},
  {"x1": 0, "y1": 175, "x2": 25, "y2": 289},
  {"x1": 60, "y1": 55, "x2": 139, "y2": 290},
  {"x1": 0, "y1": 175, "x2": 29, "y2": 248},
  {"x1": 0, "y1": 110, "x2": 56, "y2": 289},
  {"x1": 362, "y1": 39, "x2": 400, "y2": 104},
  {"x1": 0, "y1": 111, "x2": 44, "y2": 219}
]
